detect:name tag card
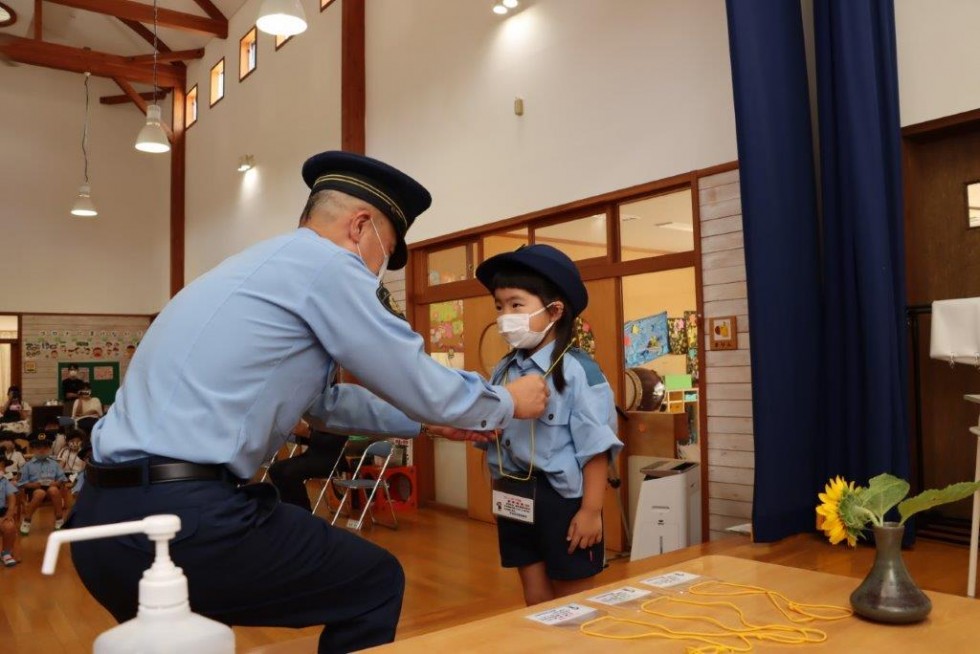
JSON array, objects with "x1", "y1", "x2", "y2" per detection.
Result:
[
  {"x1": 588, "y1": 586, "x2": 652, "y2": 606},
  {"x1": 641, "y1": 571, "x2": 701, "y2": 589},
  {"x1": 492, "y1": 477, "x2": 535, "y2": 524},
  {"x1": 525, "y1": 603, "x2": 598, "y2": 626}
]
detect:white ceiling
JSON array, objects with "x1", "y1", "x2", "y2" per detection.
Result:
[{"x1": 0, "y1": 0, "x2": 248, "y2": 56}]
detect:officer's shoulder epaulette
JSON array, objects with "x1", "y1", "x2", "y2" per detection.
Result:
[{"x1": 567, "y1": 348, "x2": 605, "y2": 387}]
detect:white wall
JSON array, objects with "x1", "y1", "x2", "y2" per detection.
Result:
[
  {"x1": 0, "y1": 65, "x2": 170, "y2": 314},
  {"x1": 183, "y1": 0, "x2": 343, "y2": 282},
  {"x1": 366, "y1": 0, "x2": 738, "y2": 244},
  {"x1": 895, "y1": 0, "x2": 980, "y2": 126}
]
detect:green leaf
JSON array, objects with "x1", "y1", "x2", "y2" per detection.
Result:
[
  {"x1": 898, "y1": 481, "x2": 980, "y2": 525},
  {"x1": 857, "y1": 474, "x2": 909, "y2": 522}
]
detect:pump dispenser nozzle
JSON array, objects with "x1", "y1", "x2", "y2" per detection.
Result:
[{"x1": 44, "y1": 514, "x2": 234, "y2": 653}]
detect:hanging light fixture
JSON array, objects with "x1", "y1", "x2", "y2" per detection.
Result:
[
  {"x1": 135, "y1": 0, "x2": 171, "y2": 154},
  {"x1": 256, "y1": 0, "x2": 307, "y2": 37},
  {"x1": 71, "y1": 73, "x2": 98, "y2": 217}
]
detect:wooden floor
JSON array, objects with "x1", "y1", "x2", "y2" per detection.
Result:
[{"x1": 3, "y1": 502, "x2": 977, "y2": 653}]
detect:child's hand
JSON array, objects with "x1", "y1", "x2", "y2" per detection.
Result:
[{"x1": 566, "y1": 508, "x2": 602, "y2": 554}]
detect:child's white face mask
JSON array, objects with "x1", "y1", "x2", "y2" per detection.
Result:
[{"x1": 497, "y1": 304, "x2": 555, "y2": 350}]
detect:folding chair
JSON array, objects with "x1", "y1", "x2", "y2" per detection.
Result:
[
  {"x1": 259, "y1": 433, "x2": 302, "y2": 483},
  {"x1": 310, "y1": 438, "x2": 349, "y2": 516},
  {"x1": 330, "y1": 440, "x2": 398, "y2": 531}
]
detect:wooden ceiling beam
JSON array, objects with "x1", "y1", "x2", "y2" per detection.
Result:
[
  {"x1": 190, "y1": 0, "x2": 225, "y2": 23},
  {"x1": 118, "y1": 18, "x2": 184, "y2": 70},
  {"x1": 100, "y1": 89, "x2": 170, "y2": 105},
  {"x1": 45, "y1": 0, "x2": 227, "y2": 38},
  {"x1": 33, "y1": 0, "x2": 42, "y2": 39},
  {"x1": 0, "y1": 37, "x2": 182, "y2": 87},
  {"x1": 127, "y1": 48, "x2": 204, "y2": 64}
]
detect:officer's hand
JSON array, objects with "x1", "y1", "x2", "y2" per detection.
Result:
[
  {"x1": 425, "y1": 425, "x2": 497, "y2": 443},
  {"x1": 505, "y1": 374, "x2": 549, "y2": 419}
]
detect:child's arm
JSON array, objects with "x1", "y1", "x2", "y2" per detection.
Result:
[{"x1": 567, "y1": 454, "x2": 607, "y2": 553}]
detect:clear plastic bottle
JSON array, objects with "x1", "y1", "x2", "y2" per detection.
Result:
[{"x1": 43, "y1": 514, "x2": 235, "y2": 653}]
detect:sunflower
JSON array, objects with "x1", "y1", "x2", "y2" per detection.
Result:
[{"x1": 816, "y1": 476, "x2": 863, "y2": 547}]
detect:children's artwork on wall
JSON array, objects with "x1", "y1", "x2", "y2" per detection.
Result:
[
  {"x1": 668, "y1": 316, "x2": 688, "y2": 354},
  {"x1": 429, "y1": 300, "x2": 465, "y2": 354},
  {"x1": 684, "y1": 311, "x2": 698, "y2": 346},
  {"x1": 571, "y1": 316, "x2": 596, "y2": 356},
  {"x1": 624, "y1": 311, "x2": 670, "y2": 368},
  {"x1": 686, "y1": 347, "x2": 699, "y2": 383}
]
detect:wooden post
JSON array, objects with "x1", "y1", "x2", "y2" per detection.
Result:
[{"x1": 341, "y1": 0, "x2": 365, "y2": 154}]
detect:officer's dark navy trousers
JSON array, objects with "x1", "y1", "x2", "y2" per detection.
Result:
[{"x1": 68, "y1": 474, "x2": 405, "y2": 653}]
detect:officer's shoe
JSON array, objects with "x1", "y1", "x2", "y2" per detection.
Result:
[{"x1": 18, "y1": 519, "x2": 30, "y2": 536}]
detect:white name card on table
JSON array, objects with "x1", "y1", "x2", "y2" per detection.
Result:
[
  {"x1": 588, "y1": 586, "x2": 652, "y2": 606},
  {"x1": 525, "y1": 603, "x2": 598, "y2": 626},
  {"x1": 641, "y1": 571, "x2": 701, "y2": 588}
]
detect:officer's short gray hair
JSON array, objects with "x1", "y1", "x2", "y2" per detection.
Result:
[{"x1": 298, "y1": 190, "x2": 381, "y2": 226}]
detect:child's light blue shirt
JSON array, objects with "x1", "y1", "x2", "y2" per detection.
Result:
[{"x1": 480, "y1": 342, "x2": 623, "y2": 498}]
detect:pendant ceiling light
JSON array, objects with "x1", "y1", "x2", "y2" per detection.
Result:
[
  {"x1": 134, "y1": 0, "x2": 171, "y2": 154},
  {"x1": 71, "y1": 72, "x2": 98, "y2": 217},
  {"x1": 256, "y1": 0, "x2": 307, "y2": 37}
]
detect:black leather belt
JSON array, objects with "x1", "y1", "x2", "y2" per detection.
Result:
[{"x1": 86, "y1": 460, "x2": 238, "y2": 488}]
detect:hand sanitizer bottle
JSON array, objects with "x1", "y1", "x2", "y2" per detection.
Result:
[{"x1": 43, "y1": 515, "x2": 235, "y2": 653}]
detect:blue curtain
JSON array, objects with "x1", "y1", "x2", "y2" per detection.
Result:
[
  {"x1": 815, "y1": 2, "x2": 910, "y2": 494},
  {"x1": 726, "y1": 0, "x2": 909, "y2": 541},
  {"x1": 725, "y1": 0, "x2": 824, "y2": 541}
]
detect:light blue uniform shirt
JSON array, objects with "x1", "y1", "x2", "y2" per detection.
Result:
[
  {"x1": 18, "y1": 457, "x2": 68, "y2": 487},
  {"x1": 93, "y1": 228, "x2": 515, "y2": 479},
  {"x1": 0, "y1": 477, "x2": 16, "y2": 510},
  {"x1": 479, "y1": 342, "x2": 623, "y2": 498}
]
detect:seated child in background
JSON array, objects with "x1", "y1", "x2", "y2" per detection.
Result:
[
  {"x1": 57, "y1": 429, "x2": 88, "y2": 482},
  {"x1": 0, "y1": 457, "x2": 20, "y2": 566},
  {"x1": 40, "y1": 419, "x2": 66, "y2": 456},
  {"x1": 0, "y1": 436, "x2": 26, "y2": 479},
  {"x1": 18, "y1": 432, "x2": 68, "y2": 534}
]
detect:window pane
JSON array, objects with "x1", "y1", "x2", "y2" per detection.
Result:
[
  {"x1": 534, "y1": 214, "x2": 607, "y2": 261},
  {"x1": 482, "y1": 228, "x2": 528, "y2": 260},
  {"x1": 427, "y1": 244, "x2": 473, "y2": 286},
  {"x1": 619, "y1": 189, "x2": 694, "y2": 261}
]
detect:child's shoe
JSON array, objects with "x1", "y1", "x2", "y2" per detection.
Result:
[
  {"x1": 1, "y1": 551, "x2": 17, "y2": 567},
  {"x1": 54, "y1": 518, "x2": 64, "y2": 530},
  {"x1": 18, "y1": 519, "x2": 30, "y2": 536}
]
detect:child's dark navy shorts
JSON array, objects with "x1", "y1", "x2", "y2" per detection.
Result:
[{"x1": 496, "y1": 474, "x2": 604, "y2": 581}]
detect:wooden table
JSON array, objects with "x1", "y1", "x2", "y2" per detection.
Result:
[
  {"x1": 253, "y1": 554, "x2": 980, "y2": 653},
  {"x1": 358, "y1": 555, "x2": 977, "y2": 652}
]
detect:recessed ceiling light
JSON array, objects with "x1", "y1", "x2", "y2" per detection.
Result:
[
  {"x1": 503, "y1": 0, "x2": 519, "y2": 7},
  {"x1": 492, "y1": 3, "x2": 508, "y2": 15}
]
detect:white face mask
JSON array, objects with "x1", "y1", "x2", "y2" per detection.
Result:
[
  {"x1": 497, "y1": 304, "x2": 556, "y2": 350},
  {"x1": 355, "y1": 218, "x2": 389, "y2": 286}
]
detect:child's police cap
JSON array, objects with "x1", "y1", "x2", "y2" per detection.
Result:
[
  {"x1": 301, "y1": 151, "x2": 432, "y2": 271},
  {"x1": 475, "y1": 244, "x2": 588, "y2": 318},
  {"x1": 28, "y1": 432, "x2": 53, "y2": 448}
]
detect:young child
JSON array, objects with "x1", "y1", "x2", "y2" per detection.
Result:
[
  {"x1": 57, "y1": 429, "x2": 88, "y2": 481},
  {"x1": 0, "y1": 457, "x2": 20, "y2": 566},
  {"x1": 17, "y1": 432, "x2": 68, "y2": 534},
  {"x1": 473, "y1": 244, "x2": 623, "y2": 606}
]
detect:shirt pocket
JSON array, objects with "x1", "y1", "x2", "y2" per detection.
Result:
[{"x1": 536, "y1": 398, "x2": 572, "y2": 461}]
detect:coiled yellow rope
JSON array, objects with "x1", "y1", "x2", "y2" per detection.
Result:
[{"x1": 579, "y1": 580, "x2": 852, "y2": 653}]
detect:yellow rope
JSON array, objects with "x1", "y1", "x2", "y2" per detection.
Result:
[{"x1": 578, "y1": 580, "x2": 852, "y2": 652}]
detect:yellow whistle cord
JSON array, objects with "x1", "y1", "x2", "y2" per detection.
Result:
[
  {"x1": 495, "y1": 342, "x2": 573, "y2": 482},
  {"x1": 578, "y1": 580, "x2": 852, "y2": 653}
]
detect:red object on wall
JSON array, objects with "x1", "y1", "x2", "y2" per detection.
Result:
[{"x1": 358, "y1": 465, "x2": 418, "y2": 512}]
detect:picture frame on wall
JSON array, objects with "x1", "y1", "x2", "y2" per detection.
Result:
[{"x1": 708, "y1": 316, "x2": 738, "y2": 351}]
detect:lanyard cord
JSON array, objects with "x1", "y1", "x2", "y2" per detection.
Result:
[{"x1": 495, "y1": 342, "x2": 573, "y2": 481}]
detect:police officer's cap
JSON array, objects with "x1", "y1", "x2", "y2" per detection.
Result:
[
  {"x1": 28, "y1": 432, "x2": 53, "y2": 448},
  {"x1": 302, "y1": 151, "x2": 432, "y2": 271},
  {"x1": 476, "y1": 244, "x2": 589, "y2": 318}
]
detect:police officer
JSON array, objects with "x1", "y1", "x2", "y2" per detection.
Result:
[{"x1": 69, "y1": 151, "x2": 549, "y2": 653}]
